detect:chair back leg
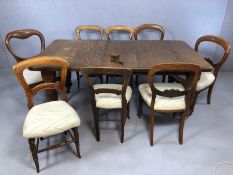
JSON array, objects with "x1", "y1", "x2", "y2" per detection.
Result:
[{"x1": 137, "y1": 94, "x2": 143, "y2": 118}]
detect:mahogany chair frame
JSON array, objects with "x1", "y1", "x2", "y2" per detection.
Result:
[
  {"x1": 75, "y1": 25, "x2": 104, "y2": 90},
  {"x1": 137, "y1": 63, "x2": 201, "y2": 146},
  {"x1": 75, "y1": 25, "x2": 104, "y2": 40},
  {"x1": 105, "y1": 25, "x2": 134, "y2": 84},
  {"x1": 194, "y1": 35, "x2": 231, "y2": 105},
  {"x1": 105, "y1": 25, "x2": 135, "y2": 40},
  {"x1": 5, "y1": 29, "x2": 72, "y2": 90},
  {"x1": 81, "y1": 68, "x2": 132, "y2": 143},
  {"x1": 134, "y1": 24, "x2": 165, "y2": 86},
  {"x1": 5, "y1": 29, "x2": 45, "y2": 62},
  {"x1": 134, "y1": 23, "x2": 165, "y2": 40},
  {"x1": 13, "y1": 56, "x2": 81, "y2": 173}
]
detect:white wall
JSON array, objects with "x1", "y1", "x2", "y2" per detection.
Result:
[
  {"x1": 219, "y1": 0, "x2": 233, "y2": 71},
  {"x1": 0, "y1": 0, "x2": 229, "y2": 69}
]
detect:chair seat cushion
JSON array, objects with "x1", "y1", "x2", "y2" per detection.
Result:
[
  {"x1": 23, "y1": 69, "x2": 43, "y2": 85},
  {"x1": 23, "y1": 101, "x2": 80, "y2": 138},
  {"x1": 196, "y1": 72, "x2": 215, "y2": 91},
  {"x1": 139, "y1": 83, "x2": 185, "y2": 111},
  {"x1": 94, "y1": 84, "x2": 132, "y2": 109}
]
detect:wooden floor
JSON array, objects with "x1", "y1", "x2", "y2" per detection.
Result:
[{"x1": 0, "y1": 70, "x2": 233, "y2": 175}]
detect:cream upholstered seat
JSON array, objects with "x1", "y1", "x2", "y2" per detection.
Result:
[
  {"x1": 23, "y1": 101, "x2": 80, "y2": 138},
  {"x1": 139, "y1": 83, "x2": 185, "y2": 111},
  {"x1": 196, "y1": 72, "x2": 215, "y2": 91},
  {"x1": 23, "y1": 69, "x2": 43, "y2": 85},
  {"x1": 94, "y1": 84, "x2": 132, "y2": 109}
]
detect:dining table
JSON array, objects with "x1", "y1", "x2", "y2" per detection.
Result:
[{"x1": 39, "y1": 39, "x2": 212, "y2": 101}]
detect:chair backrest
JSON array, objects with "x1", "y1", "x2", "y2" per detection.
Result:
[
  {"x1": 75, "y1": 25, "x2": 104, "y2": 40},
  {"x1": 5, "y1": 29, "x2": 45, "y2": 62},
  {"x1": 105, "y1": 25, "x2": 135, "y2": 40},
  {"x1": 147, "y1": 63, "x2": 201, "y2": 110},
  {"x1": 81, "y1": 68, "x2": 132, "y2": 105},
  {"x1": 134, "y1": 24, "x2": 165, "y2": 40},
  {"x1": 13, "y1": 56, "x2": 68, "y2": 109},
  {"x1": 195, "y1": 35, "x2": 231, "y2": 77}
]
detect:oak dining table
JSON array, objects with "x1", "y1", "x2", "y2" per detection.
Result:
[{"x1": 39, "y1": 39, "x2": 212, "y2": 101}]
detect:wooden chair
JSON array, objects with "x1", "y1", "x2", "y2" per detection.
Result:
[
  {"x1": 81, "y1": 68, "x2": 132, "y2": 143},
  {"x1": 137, "y1": 63, "x2": 201, "y2": 146},
  {"x1": 105, "y1": 25, "x2": 134, "y2": 83},
  {"x1": 194, "y1": 35, "x2": 231, "y2": 105},
  {"x1": 75, "y1": 25, "x2": 104, "y2": 90},
  {"x1": 75, "y1": 25, "x2": 104, "y2": 40},
  {"x1": 105, "y1": 25, "x2": 135, "y2": 40},
  {"x1": 13, "y1": 56, "x2": 81, "y2": 173},
  {"x1": 134, "y1": 24, "x2": 165, "y2": 40},
  {"x1": 5, "y1": 29, "x2": 72, "y2": 90},
  {"x1": 134, "y1": 24, "x2": 165, "y2": 86},
  {"x1": 5, "y1": 29, "x2": 45, "y2": 86},
  {"x1": 5, "y1": 29, "x2": 72, "y2": 92}
]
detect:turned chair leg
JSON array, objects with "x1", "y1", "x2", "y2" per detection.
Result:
[
  {"x1": 149, "y1": 110, "x2": 155, "y2": 146},
  {"x1": 179, "y1": 112, "x2": 186, "y2": 145},
  {"x1": 207, "y1": 84, "x2": 214, "y2": 104},
  {"x1": 76, "y1": 72, "x2": 81, "y2": 91},
  {"x1": 66, "y1": 71, "x2": 72, "y2": 93},
  {"x1": 137, "y1": 94, "x2": 143, "y2": 118},
  {"x1": 72, "y1": 128, "x2": 81, "y2": 158},
  {"x1": 28, "y1": 138, "x2": 40, "y2": 173}
]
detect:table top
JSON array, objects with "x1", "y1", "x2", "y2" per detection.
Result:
[{"x1": 40, "y1": 40, "x2": 212, "y2": 72}]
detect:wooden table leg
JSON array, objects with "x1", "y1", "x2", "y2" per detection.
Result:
[{"x1": 41, "y1": 70, "x2": 58, "y2": 101}]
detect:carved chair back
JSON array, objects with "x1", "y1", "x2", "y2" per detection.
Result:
[
  {"x1": 75, "y1": 25, "x2": 104, "y2": 40},
  {"x1": 105, "y1": 26, "x2": 135, "y2": 40},
  {"x1": 5, "y1": 29, "x2": 45, "y2": 62},
  {"x1": 134, "y1": 24, "x2": 165, "y2": 40},
  {"x1": 81, "y1": 68, "x2": 132, "y2": 106},
  {"x1": 147, "y1": 63, "x2": 201, "y2": 111},
  {"x1": 13, "y1": 56, "x2": 68, "y2": 109},
  {"x1": 195, "y1": 35, "x2": 230, "y2": 78}
]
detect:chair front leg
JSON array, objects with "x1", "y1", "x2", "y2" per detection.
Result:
[
  {"x1": 150, "y1": 110, "x2": 155, "y2": 146},
  {"x1": 72, "y1": 128, "x2": 81, "y2": 158},
  {"x1": 137, "y1": 94, "x2": 143, "y2": 118},
  {"x1": 179, "y1": 112, "x2": 186, "y2": 145},
  {"x1": 120, "y1": 106, "x2": 127, "y2": 143},
  {"x1": 207, "y1": 83, "x2": 214, "y2": 104},
  {"x1": 91, "y1": 103, "x2": 100, "y2": 141},
  {"x1": 28, "y1": 138, "x2": 40, "y2": 173}
]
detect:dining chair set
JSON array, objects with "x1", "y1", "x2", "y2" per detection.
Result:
[{"x1": 6, "y1": 24, "x2": 230, "y2": 173}]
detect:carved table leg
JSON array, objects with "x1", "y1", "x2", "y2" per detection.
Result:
[{"x1": 41, "y1": 70, "x2": 58, "y2": 101}]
